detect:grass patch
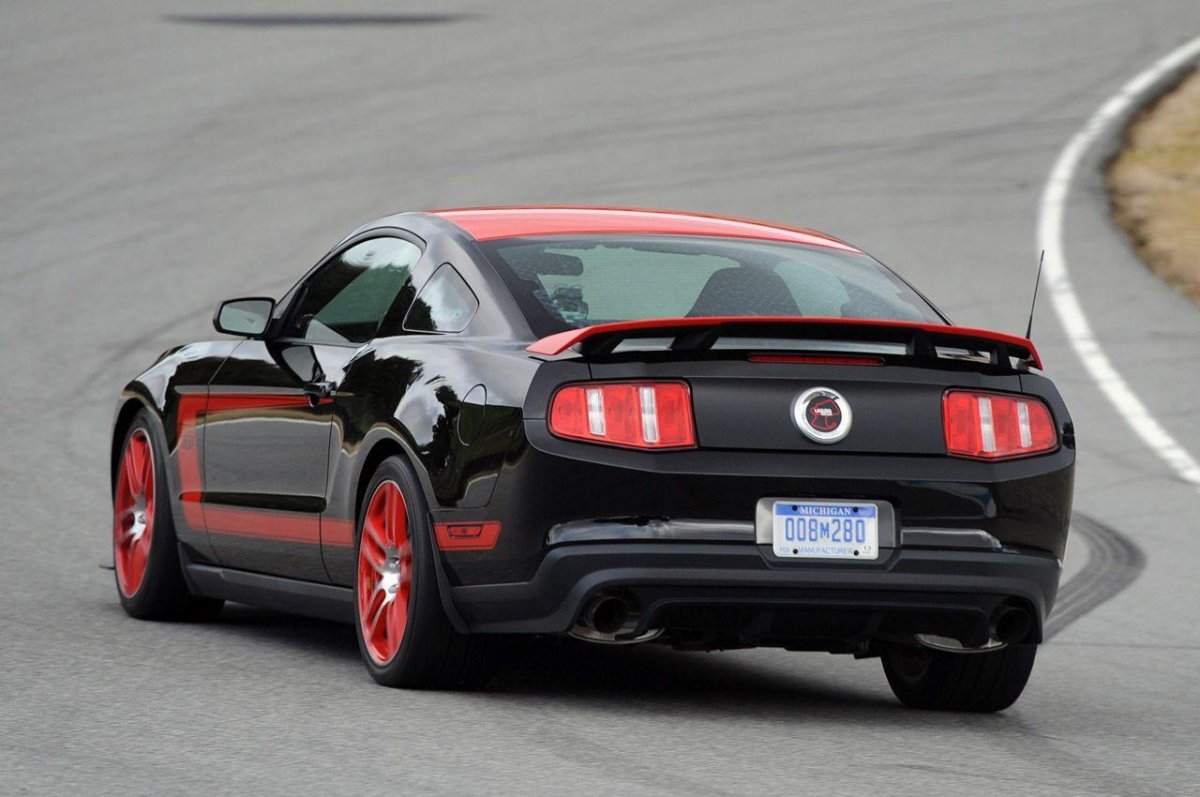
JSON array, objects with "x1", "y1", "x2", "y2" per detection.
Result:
[{"x1": 1108, "y1": 67, "x2": 1200, "y2": 307}]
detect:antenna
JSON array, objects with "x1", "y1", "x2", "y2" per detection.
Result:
[{"x1": 1025, "y1": 250, "x2": 1045, "y2": 340}]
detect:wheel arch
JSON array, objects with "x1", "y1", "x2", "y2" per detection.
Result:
[
  {"x1": 354, "y1": 436, "x2": 412, "y2": 527},
  {"x1": 110, "y1": 391, "x2": 159, "y2": 496}
]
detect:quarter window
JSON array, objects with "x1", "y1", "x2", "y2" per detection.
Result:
[
  {"x1": 404, "y1": 264, "x2": 478, "y2": 333},
  {"x1": 289, "y1": 237, "x2": 422, "y2": 344}
]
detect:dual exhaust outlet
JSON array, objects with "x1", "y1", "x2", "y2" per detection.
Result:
[{"x1": 574, "y1": 594, "x2": 1035, "y2": 651}]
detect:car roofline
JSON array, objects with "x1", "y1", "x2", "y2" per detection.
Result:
[{"x1": 423, "y1": 206, "x2": 863, "y2": 252}]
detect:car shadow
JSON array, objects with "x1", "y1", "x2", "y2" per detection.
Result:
[
  {"x1": 192, "y1": 605, "x2": 1010, "y2": 724},
  {"x1": 487, "y1": 636, "x2": 898, "y2": 715},
  {"x1": 208, "y1": 603, "x2": 360, "y2": 662}
]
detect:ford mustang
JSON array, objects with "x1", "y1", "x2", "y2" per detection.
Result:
[{"x1": 110, "y1": 207, "x2": 1073, "y2": 711}]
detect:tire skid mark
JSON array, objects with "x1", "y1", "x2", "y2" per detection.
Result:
[{"x1": 1044, "y1": 512, "x2": 1145, "y2": 639}]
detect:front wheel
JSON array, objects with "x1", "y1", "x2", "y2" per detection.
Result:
[
  {"x1": 353, "y1": 456, "x2": 495, "y2": 689},
  {"x1": 113, "y1": 411, "x2": 223, "y2": 621},
  {"x1": 881, "y1": 641, "x2": 1037, "y2": 712}
]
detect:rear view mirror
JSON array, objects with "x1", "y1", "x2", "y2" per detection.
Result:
[{"x1": 214, "y1": 297, "x2": 275, "y2": 337}]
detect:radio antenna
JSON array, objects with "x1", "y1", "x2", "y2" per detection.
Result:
[{"x1": 1025, "y1": 250, "x2": 1045, "y2": 340}]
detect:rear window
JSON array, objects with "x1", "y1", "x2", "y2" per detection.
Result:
[{"x1": 479, "y1": 235, "x2": 944, "y2": 337}]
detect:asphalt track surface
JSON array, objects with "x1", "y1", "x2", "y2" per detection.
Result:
[{"x1": 3, "y1": 3, "x2": 1200, "y2": 795}]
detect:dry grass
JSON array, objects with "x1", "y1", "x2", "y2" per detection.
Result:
[{"x1": 1108, "y1": 67, "x2": 1200, "y2": 307}]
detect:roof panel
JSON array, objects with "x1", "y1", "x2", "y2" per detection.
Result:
[{"x1": 428, "y1": 206, "x2": 860, "y2": 252}]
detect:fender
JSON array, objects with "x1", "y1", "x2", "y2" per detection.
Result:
[
  {"x1": 325, "y1": 337, "x2": 537, "y2": 631},
  {"x1": 110, "y1": 340, "x2": 240, "y2": 564}
]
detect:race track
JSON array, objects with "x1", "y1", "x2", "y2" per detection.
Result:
[{"x1": 3, "y1": 2, "x2": 1200, "y2": 794}]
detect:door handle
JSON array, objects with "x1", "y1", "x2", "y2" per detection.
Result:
[{"x1": 304, "y1": 380, "x2": 336, "y2": 405}]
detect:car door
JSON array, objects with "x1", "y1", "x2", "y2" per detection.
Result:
[{"x1": 202, "y1": 234, "x2": 424, "y2": 580}]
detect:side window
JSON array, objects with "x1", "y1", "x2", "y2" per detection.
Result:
[
  {"x1": 404, "y1": 264, "x2": 479, "y2": 333},
  {"x1": 288, "y1": 237, "x2": 422, "y2": 344}
]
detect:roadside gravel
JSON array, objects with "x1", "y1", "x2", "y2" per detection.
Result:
[{"x1": 1108, "y1": 67, "x2": 1200, "y2": 307}]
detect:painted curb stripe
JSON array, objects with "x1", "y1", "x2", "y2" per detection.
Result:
[{"x1": 1037, "y1": 36, "x2": 1200, "y2": 492}]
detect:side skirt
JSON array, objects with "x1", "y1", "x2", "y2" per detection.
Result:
[{"x1": 182, "y1": 555, "x2": 354, "y2": 624}]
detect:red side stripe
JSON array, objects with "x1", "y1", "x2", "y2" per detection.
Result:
[
  {"x1": 204, "y1": 506, "x2": 321, "y2": 544},
  {"x1": 206, "y1": 394, "x2": 312, "y2": 413},
  {"x1": 321, "y1": 518, "x2": 356, "y2": 548},
  {"x1": 174, "y1": 391, "x2": 346, "y2": 545},
  {"x1": 200, "y1": 507, "x2": 357, "y2": 547},
  {"x1": 176, "y1": 394, "x2": 207, "y2": 530}
]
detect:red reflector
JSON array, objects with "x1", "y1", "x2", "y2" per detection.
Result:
[
  {"x1": 549, "y1": 381, "x2": 696, "y2": 449},
  {"x1": 748, "y1": 353, "x2": 884, "y2": 366},
  {"x1": 434, "y1": 521, "x2": 501, "y2": 551},
  {"x1": 943, "y1": 390, "x2": 1057, "y2": 460}
]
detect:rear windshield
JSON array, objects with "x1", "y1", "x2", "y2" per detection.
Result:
[{"x1": 478, "y1": 235, "x2": 944, "y2": 337}]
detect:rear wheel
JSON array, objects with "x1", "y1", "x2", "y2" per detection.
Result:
[
  {"x1": 881, "y1": 641, "x2": 1037, "y2": 712},
  {"x1": 113, "y1": 412, "x2": 223, "y2": 621},
  {"x1": 353, "y1": 456, "x2": 496, "y2": 689}
]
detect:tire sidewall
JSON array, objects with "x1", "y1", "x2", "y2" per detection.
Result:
[{"x1": 882, "y1": 642, "x2": 1038, "y2": 712}]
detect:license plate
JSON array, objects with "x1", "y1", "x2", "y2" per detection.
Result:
[{"x1": 772, "y1": 501, "x2": 879, "y2": 560}]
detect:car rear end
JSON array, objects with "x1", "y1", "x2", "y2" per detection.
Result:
[{"x1": 444, "y1": 230, "x2": 1073, "y2": 662}]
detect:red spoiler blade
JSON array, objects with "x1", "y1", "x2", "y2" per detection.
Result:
[{"x1": 526, "y1": 316, "x2": 1042, "y2": 369}]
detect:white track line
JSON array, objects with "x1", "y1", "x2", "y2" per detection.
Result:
[{"x1": 1037, "y1": 36, "x2": 1200, "y2": 492}]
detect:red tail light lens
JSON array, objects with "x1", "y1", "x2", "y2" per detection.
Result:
[
  {"x1": 943, "y1": 390, "x2": 1057, "y2": 460},
  {"x1": 549, "y1": 381, "x2": 696, "y2": 449}
]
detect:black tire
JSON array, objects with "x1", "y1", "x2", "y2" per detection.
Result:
[
  {"x1": 353, "y1": 456, "x2": 496, "y2": 689},
  {"x1": 114, "y1": 411, "x2": 224, "y2": 622},
  {"x1": 881, "y1": 641, "x2": 1037, "y2": 712}
]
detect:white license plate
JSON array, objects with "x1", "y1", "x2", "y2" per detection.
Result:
[{"x1": 772, "y1": 501, "x2": 879, "y2": 560}]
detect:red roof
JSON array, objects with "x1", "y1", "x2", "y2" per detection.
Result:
[{"x1": 428, "y1": 206, "x2": 861, "y2": 252}]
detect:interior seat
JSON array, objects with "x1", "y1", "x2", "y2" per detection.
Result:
[{"x1": 687, "y1": 267, "x2": 801, "y2": 317}]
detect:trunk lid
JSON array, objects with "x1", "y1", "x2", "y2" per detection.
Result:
[{"x1": 544, "y1": 318, "x2": 1035, "y2": 455}]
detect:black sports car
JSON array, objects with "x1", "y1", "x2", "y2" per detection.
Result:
[{"x1": 111, "y1": 206, "x2": 1073, "y2": 711}]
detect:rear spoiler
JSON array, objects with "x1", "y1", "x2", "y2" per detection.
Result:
[{"x1": 526, "y1": 316, "x2": 1042, "y2": 370}]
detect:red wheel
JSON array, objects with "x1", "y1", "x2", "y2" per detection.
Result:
[
  {"x1": 114, "y1": 428, "x2": 155, "y2": 598},
  {"x1": 112, "y1": 412, "x2": 223, "y2": 621},
  {"x1": 353, "y1": 457, "x2": 497, "y2": 688},
  {"x1": 357, "y1": 480, "x2": 413, "y2": 665}
]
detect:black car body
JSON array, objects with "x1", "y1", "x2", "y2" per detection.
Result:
[{"x1": 111, "y1": 207, "x2": 1073, "y2": 710}]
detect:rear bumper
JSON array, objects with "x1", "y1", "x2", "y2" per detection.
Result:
[
  {"x1": 436, "y1": 431, "x2": 1075, "y2": 587},
  {"x1": 449, "y1": 540, "x2": 1062, "y2": 645}
]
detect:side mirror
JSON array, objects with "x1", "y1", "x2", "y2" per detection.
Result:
[{"x1": 213, "y1": 297, "x2": 275, "y2": 337}]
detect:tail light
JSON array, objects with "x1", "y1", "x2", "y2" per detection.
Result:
[
  {"x1": 943, "y1": 390, "x2": 1057, "y2": 460},
  {"x1": 549, "y1": 381, "x2": 696, "y2": 449}
]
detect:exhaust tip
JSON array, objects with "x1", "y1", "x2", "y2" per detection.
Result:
[
  {"x1": 571, "y1": 593, "x2": 662, "y2": 645},
  {"x1": 992, "y1": 605, "x2": 1033, "y2": 645},
  {"x1": 585, "y1": 596, "x2": 630, "y2": 635}
]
